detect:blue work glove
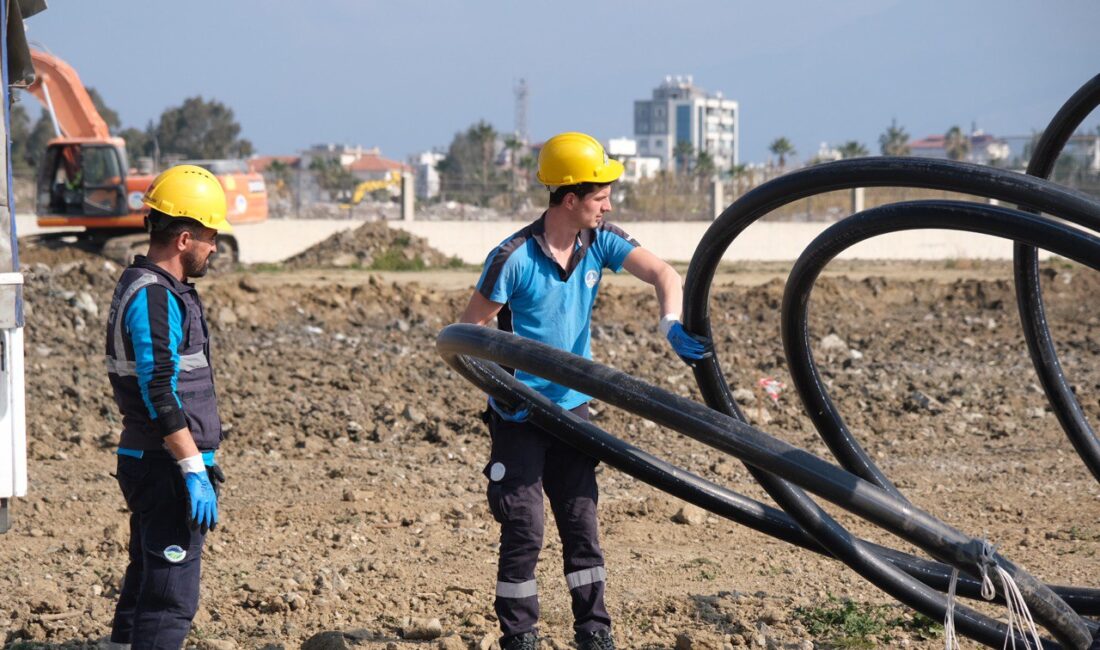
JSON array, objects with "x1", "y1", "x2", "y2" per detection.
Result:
[
  {"x1": 488, "y1": 396, "x2": 530, "y2": 422},
  {"x1": 182, "y1": 468, "x2": 219, "y2": 534},
  {"x1": 664, "y1": 319, "x2": 714, "y2": 364}
]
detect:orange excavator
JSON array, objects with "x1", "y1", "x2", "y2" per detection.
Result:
[{"x1": 25, "y1": 48, "x2": 268, "y2": 266}]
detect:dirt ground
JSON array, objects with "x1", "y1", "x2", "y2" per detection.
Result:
[{"x1": 2, "y1": 238, "x2": 1098, "y2": 650}]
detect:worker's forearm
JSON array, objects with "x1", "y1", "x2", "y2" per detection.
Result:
[
  {"x1": 163, "y1": 428, "x2": 200, "y2": 462},
  {"x1": 654, "y1": 266, "x2": 684, "y2": 318}
]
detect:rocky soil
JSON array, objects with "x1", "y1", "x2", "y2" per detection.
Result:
[{"x1": 1, "y1": 240, "x2": 1098, "y2": 649}]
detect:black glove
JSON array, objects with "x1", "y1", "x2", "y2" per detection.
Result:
[{"x1": 207, "y1": 464, "x2": 226, "y2": 499}]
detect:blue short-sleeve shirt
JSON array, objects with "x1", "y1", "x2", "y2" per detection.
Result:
[{"x1": 476, "y1": 213, "x2": 639, "y2": 409}]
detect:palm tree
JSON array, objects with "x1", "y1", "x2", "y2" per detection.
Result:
[
  {"x1": 672, "y1": 140, "x2": 695, "y2": 174},
  {"x1": 694, "y1": 150, "x2": 716, "y2": 178},
  {"x1": 837, "y1": 141, "x2": 870, "y2": 159},
  {"x1": 266, "y1": 159, "x2": 294, "y2": 198},
  {"x1": 768, "y1": 137, "x2": 795, "y2": 168},
  {"x1": 878, "y1": 119, "x2": 910, "y2": 156},
  {"x1": 503, "y1": 134, "x2": 525, "y2": 198},
  {"x1": 730, "y1": 162, "x2": 749, "y2": 196},
  {"x1": 944, "y1": 125, "x2": 970, "y2": 161}
]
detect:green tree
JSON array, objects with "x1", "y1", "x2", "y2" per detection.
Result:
[
  {"x1": 879, "y1": 119, "x2": 910, "y2": 156},
  {"x1": 87, "y1": 87, "x2": 121, "y2": 133},
  {"x1": 694, "y1": 150, "x2": 716, "y2": 178},
  {"x1": 437, "y1": 120, "x2": 507, "y2": 205},
  {"x1": 672, "y1": 140, "x2": 695, "y2": 174},
  {"x1": 944, "y1": 125, "x2": 969, "y2": 161},
  {"x1": 154, "y1": 96, "x2": 253, "y2": 159},
  {"x1": 308, "y1": 157, "x2": 356, "y2": 201},
  {"x1": 729, "y1": 162, "x2": 750, "y2": 195},
  {"x1": 266, "y1": 159, "x2": 295, "y2": 197},
  {"x1": 837, "y1": 140, "x2": 870, "y2": 159},
  {"x1": 503, "y1": 133, "x2": 525, "y2": 199},
  {"x1": 118, "y1": 122, "x2": 156, "y2": 168},
  {"x1": 23, "y1": 113, "x2": 55, "y2": 171},
  {"x1": 9, "y1": 102, "x2": 33, "y2": 175},
  {"x1": 768, "y1": 137, "x2": 796, "y2": 168}
]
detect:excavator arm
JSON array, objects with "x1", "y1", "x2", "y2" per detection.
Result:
[
  {"x1": 26, "y1": 48, "x2": 110, "y2": 139},
  {"x1": 343, "y1": 171, "x2": 403, "y2": 207}
]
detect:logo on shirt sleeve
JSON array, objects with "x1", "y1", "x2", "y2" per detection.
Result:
[{"x1": 584, "y1": 270, "x2": 599, "y2": 288}]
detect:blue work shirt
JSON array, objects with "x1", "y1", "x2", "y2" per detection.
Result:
[{"x1": 476, "y1": 213, "x2": 638, "y2": 409}]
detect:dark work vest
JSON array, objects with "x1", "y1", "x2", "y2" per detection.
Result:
[{"x1": 105, "y1": 257, "x2": 222, "y2": 450}]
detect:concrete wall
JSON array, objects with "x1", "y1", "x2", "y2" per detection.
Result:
[
  {"x1": 16, "y1": 214, "x2": 1052, "y2": 265},
  {"x1": 15, "y1": 215, "x2": 361, "y2": 265},
  {"x1": 392, "y1": 220, "x2": 1051, "y2": 264}
]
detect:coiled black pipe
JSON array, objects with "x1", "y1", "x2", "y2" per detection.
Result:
[
  {"x1": 1016, "y1": 74, "x2": 1100, "y2": 484},
  {"x1": 679, "y1": 162, "x2": 1100, "y2": 649},
  {"x1": 782, "y1": 201, "x2": 1100, "y2": 509},
  {"x1": 437, "y1": 324, "x2": 1092, "y2": 648},
  {"x1": 674, "y1": 77, "x2": 1100, "y2": 649},
  {"x1": 684, "y1": 157, "x2": 1100, "y2": 492},
  {"x1": 440, "y1": 75, "x2": 1100, "y2": 648}
]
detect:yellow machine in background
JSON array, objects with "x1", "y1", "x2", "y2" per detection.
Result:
[{"x1": 341, "y1": 171, "x2": 403, "y2": 214}]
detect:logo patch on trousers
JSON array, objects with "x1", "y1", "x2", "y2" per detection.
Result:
[{"x1": 163, "y1": 545, "x2": 187, "y2": 563}]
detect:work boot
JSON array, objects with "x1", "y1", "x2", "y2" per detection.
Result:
[
  {"x1": 576, "y1": 628, "x2": 615, "y2": 650},
  {"x1": 501, "y1": 632, "x2": 539, "y2": 650}
]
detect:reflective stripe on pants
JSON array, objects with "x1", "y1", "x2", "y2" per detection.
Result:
[
  {"x1": 565, "y1": 566, "x2": 606, "y2": 590},
  {"x1": 496, "y1": 579, "x2": 538, "y2": 599}
]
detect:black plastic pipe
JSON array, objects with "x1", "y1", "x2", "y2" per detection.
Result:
[
  {"x1": 437, "y1": 325, "x2": 1092, "y2": 648},
  {"x1": 684, "y1": 157, "x2": 1100, "y2": 492},
  {"x1": 781, "y1": 201, "x2": 1100, "y2": 523},
  {"x1": 1015, "y1": 74, "x2": 1100, "y2": 484}
]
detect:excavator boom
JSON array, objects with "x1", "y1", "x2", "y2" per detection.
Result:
[{"x1": 26, "y1": 49, "x2": 110, "y2": 139}]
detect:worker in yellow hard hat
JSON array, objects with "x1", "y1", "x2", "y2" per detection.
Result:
[
  {"x1": 459, "y1": 132, "x2": 712, "y2": 650},
  {"x1": 103, "y1": 164, "x2": 230, "y2": 649}
]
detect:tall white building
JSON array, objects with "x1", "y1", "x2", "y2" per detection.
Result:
[{"x1": 633, "y1": 75, "x2": 739, "y2": 173}]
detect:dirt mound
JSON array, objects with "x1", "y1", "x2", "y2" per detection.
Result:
[
  {"x1": 2, "y1": 260, "x2": 1098, "y2": 648},
  {"x1": 284, "y1": 222, "x2": 460, "y2": 270},
  {"x1": 17, "y1": 235, "x2": 112, "y2": 268}
]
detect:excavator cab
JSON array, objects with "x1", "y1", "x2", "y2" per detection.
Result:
[{"x1": 37, "y1": 140, "x2": 128, "y2": 218}]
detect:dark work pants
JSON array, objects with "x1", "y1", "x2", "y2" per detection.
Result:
[
  {"x1": 485, "y1": 403, "x2": 610, "y2": 641},
  {"x1": 110, "y1": 455, "x2": 206, "y2": 650}
]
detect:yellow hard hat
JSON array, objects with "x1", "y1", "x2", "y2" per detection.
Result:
[
  {"x1": 142, "y1": 164, "x2": 232, "y2": 233},
  {"x1": 537, "y1": 132, "x2": 624, "y2": 187}
]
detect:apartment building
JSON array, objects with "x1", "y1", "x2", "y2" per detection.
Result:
[{"x1": 633, "y1": 75, "x2": 739, "y2": 173}]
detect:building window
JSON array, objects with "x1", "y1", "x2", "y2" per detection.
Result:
[{"x1": 676, "y1": 105, "x2": 692, "y2": 147}]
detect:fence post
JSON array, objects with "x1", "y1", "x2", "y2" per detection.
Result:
[
  {"x1": 850, "y1": 186, "x2": 865, "y2": 215},
  {"x1": 401, "y1": 172, "x2": 415, "y2": 222},
  {"x1": 711, "y1": 176, "x2": 724, "y2": 220}
]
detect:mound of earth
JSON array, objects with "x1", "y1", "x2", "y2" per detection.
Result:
[
  {"x1": 284, "y1": 222, "x2": 460, "y2": 270},
  {"x1": 17, "y1": 234, "x2": 112, "y2": 268}
]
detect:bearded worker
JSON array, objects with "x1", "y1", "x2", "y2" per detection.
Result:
[{"x1": 103, "y1": 164, "x2": 231, "y2": 649}]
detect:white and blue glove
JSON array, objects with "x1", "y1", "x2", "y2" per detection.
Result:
[
  {"x1": 488, "y1": 396, "x2": 530, "y2": 423},
  {"x1": 178, "y1": 455, "x2": 218, "y2": 533},
  {"x1": 661, "y1": 314, "x2": 714, "y2": 364}
]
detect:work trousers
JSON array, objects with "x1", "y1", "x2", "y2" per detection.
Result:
[
  {"x1": 485, "y1": 403, "x2": 610, "y2": 641},
  {"x1": 110, "y1": 455, "x2": 206, "y2": 650}
]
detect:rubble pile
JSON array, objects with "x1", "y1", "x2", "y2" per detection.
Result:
[{"x1": 284, "y1": 222, "x2": 461, "y2": 270}]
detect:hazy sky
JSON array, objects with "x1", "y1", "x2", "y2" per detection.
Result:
[{"x1": 21, "y1": 1, "x2": 1100, "y2": 164}]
